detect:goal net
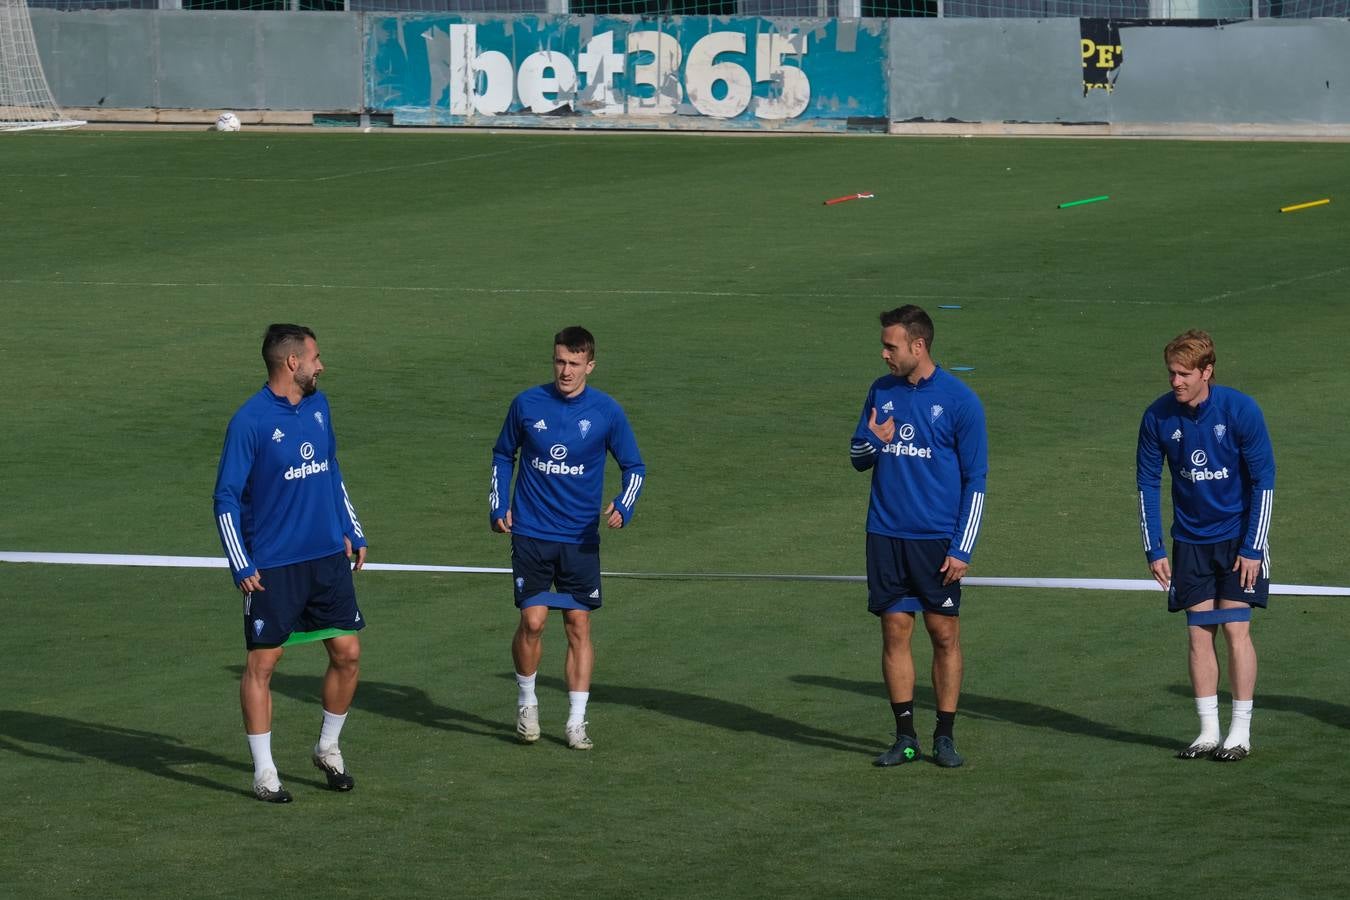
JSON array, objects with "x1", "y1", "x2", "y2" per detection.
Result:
[{"x1": 1, "y1": 0, "x2": 83, "y2": 131}]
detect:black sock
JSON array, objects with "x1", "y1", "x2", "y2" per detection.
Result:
[
  {"x1": 934, "y1": 710, "x2": 957, "y2": 741},
  {"x1": 891, "y1": 701, "x2": 916, "y2": 738}
]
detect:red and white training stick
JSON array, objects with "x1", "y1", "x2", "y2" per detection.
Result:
[{"x1": 824, "y1": 192, "x2": 875, "y2": 206}]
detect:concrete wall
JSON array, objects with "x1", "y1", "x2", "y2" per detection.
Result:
[
  {"x1": 27, "y1": 11, "x2": 1350, "y2": 127},
  {"x1": 888, "y1": 18, "x2": 1350, "y2": 126},
  {"x1": 31, "y1": 10, "x2": 363, "y2": 111},
  {"x1": 1110, "y1": 20, "x2": 1350, "y2": 124},
  {"x1": 889, "y1": 19, "x2": 1094, "y2": 124}
]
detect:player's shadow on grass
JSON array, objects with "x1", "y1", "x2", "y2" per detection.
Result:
[
  {"x1": 793, "y1": 676, "x2": 1176, "y2": 750},
  {"x1": 1164, "y1": 685, "x2": 1350, "y2": 730},
  {"x1": 0, "y1": 710, "x2": 257, "y2": 798},
  {"x1": 531, "y1": 675, "x2": 877, "y2": 755},
  {"x1": 234, "y1": 667, "x2": 518, "y2": 745}
]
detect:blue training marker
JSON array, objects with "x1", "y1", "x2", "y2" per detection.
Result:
[
  {"x1": 938, "y1": 305, "x2": 962, "y2": 310},
  {"x1": 950, "y1": 366, "x2": 976, "y2": 372}
]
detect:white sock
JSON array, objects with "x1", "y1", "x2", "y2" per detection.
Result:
[
  {"x1": 567, "y1": 691, "x2": 589, "y2": 727},
  {"x1": 1224, "y1": 699, "x2": 1253, "y2": 749},
  {"x1": 247, "y1": 732, "x2": 277, "y2": 784},
  {"x1": 516, "y1": 672, "x2": 538, "y2": 707},
  {"x1": 1193, "y1": 695, "x2": 1221, "y2": 745},
  {"x1": 318, "y1": 709, "x2": 347, "y2": 752}
]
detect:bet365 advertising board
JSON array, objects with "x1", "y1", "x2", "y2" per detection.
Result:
[{"x1": 366, "y1": 16, "x2": 887, "y2": 131}]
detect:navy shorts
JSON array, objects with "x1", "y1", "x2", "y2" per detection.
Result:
[
  {"x1": 244, "y1": 552, "x2": 364, "y2": 649},
  {"x1": 511, "y1": 534, "x2": 602, "y2": 611},
  {"x1": 1168, "y1": 537, "x2": 1270, "y2": 612},
  {"x1": 866, "y1": 533, "x2": 960, "y2": 617}
]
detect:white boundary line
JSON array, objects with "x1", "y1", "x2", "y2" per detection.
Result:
[
  {"x1": 0, "y1": 144, "x2": 558, "y2": 185},
  {"x1": 2, "y1": 551, "x2": 1346, "y2": 596},
  {"x1": 1195, "y1": 265, "x2": 1350, "y2": 304},
  {"x1": 0, "y1": 277, "x2": 1014, "y2": 304},
  {"x1": 0, "y1": 278, "x2": 1190, "y2": 307},
  {"x1": 0, "y1": 276, "x2": 1301, "y2": 307}
]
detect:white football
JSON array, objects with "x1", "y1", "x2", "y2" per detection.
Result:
[{"x1": 215, "y1": 112, "x2": 241, "y2": 132}]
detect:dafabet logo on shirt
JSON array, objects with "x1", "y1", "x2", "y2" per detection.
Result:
[
  {"x1": 1181, "y1": 449, "x2": 1229, "y2": 483},
  {"x1": 882, "y1": 423, "x2": 933, "y2": 459},
  {"x1": 284, "y1": 442, "x2": 330, "y2": 481}
]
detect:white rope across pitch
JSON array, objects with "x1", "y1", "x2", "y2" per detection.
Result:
[{"x1": 1, "y1": 551, "x2": 1347, "y2": 596}]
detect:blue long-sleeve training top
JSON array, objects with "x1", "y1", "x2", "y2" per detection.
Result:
[
  {"x1": 213, "y1": 385, "x2": 366, "y2": 583},
  {"x1": 491, "y1": 383, "x2": 645, "y2": 544},
  {"x1": 850, "y1": 367, "x2": 989, "y2": 562},
  {"x1": 1136, "y1": 384, "x2": 1274, "y2": 562}
]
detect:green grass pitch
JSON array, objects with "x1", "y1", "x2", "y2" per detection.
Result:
[{"x1": 1, "y1": 130, "x2": 1348, "y2": 897}]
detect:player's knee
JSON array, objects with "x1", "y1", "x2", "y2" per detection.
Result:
[
  {"x1": 516, "y1": 625, "x2": 546, "y2": 646},
  {"x1": 242, "y1": 667, "x2": 276, "y2": 692},
  {"x1": 881, "y1": 616, "x2": 914, "y2": 642},
  {"x1": 325, "y1": 637, "x2": 361, "y2": 670},
  {"x1": 244, "y1": 649, "x2": 282, "y2": 680},
  {"x1": 924, "y1": 615, "x2": 960, "y2": 647},
  {"x1": 930, "y1": 631, "x2": 961, "y2": 654}
]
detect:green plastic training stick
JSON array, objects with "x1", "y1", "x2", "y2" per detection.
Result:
[{"x1": 1057, "y1": 195, "x2": 1109, "y2": 209}]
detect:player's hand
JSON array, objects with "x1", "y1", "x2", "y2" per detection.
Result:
[
  {"x1": 939, "y1": 555, "x2": 968, "y2": 586},
  {"x1": 1149, "y1": 557, "x2": 1172, "y2": 591},
  {"x1": 492, "y1": 510, "x2": 513, "y2": 533},
  {"x1": 868, "y1": 407, "x2": 895, "y2": 443},
  {"x1": 238, "y1": 573, "x2": 263, "y2": 594},
  {"x1": 1233, "y1": 555, "x2": 1260, "y2": 591},
  {"x1": 604, "y1": 502, "x2": 625, "y2": 529},
  {"x1": 345, "y1": 536, "x2": 367, "y2": 572}
]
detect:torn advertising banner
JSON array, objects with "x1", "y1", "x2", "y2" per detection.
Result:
[
  {"x1": 1081, "y1": 19, "x2": 1123, "y2": 96},
  {"x1": 367, "y1": 16, "x2": 887, "y2": 131}
]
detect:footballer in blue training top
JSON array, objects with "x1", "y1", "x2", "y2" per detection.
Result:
[
  {"x1": 850, "y1": 306, "x2": 987, "y2": 771},
  {"x1": 1136, "y1": 329, "x2": 1274, "y2": 763},
  {"x1": 214, "y1": 384, "x2": 366, "y2": 583},
  {"x1": 213, "y1": 324, "x2": 367, "y2": 804},
  {"x1": 491, "y1": 326, "x2": 645, "y2": 752}
]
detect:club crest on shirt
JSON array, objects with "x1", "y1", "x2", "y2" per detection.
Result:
[
  {"x1": 930, "y1": 404, "x2": 944, "y2": 422},
  {"x1": 314, "y1": 411, "x2": 325, "y2": 429},
  {"x1": 1214, "y1": 424, "x2": 1227, "y2": 441},
  {"x1": 533, "y1": 419, "x2": 548, "y2": 431},
  {"x1": 579, "y1": 419, "x2": 592, "y2": 438}
]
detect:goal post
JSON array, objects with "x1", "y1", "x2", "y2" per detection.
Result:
[{"x1": 0, "y1": 0, "x2": 84, "y2": 131}]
